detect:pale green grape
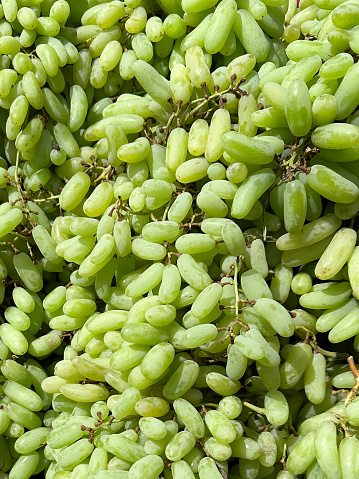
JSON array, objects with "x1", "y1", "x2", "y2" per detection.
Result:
[{"x1": 314, "y1": 421, "x2": 341, "y2": 479}]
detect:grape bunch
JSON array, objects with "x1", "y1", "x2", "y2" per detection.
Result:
[{"x1": 1, "y1": 0, "x2": 359, "y2": 478}]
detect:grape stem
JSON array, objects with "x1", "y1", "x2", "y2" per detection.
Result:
[
  {"x1": 345, "y1": 356, "x2": 359, "y2": 406},
  {"x1": 32, "y1": 194, "x2": 60, "y2": 203},
  {"x1": 201, "y1": 403, "x2": 219, "y2": 409},
  {"x1": 242, "y1": 401, "x2": 265, "y2": 415},
  {"x1": 280, "y1": 443, "x2": 288, "y2": 471},
  {"x1": 308, "y1": 341, "x2": 349, "y2": 360},
  {"x1": 281, "y1": 136, "x2": 310, "y2": 169}
]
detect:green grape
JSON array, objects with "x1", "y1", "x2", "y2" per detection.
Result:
[
  {"x1": 28, "y1": 330, "x2": 63, "y2": 357},
  {"x1": 0, "y1": 323, "x2": 28, "y2": 355},
  {"x1": 125, "y1": 7, "x2": 147, "y2": 34},
  {"x1": 181, "y1": 12, "x2": 213, "y2": 51},
  {"x1": 47, "y1": 422, "x2": 84, "y2": 449},
  {"x1": 5, "y1": 401, "x2": 42, "y2": 430},
  {"x1": 140, "y1": 342, "x2": 175, "y2": 379},
  {"x1": 284, "y1": 79, "x2": 312, "y2": 137},
  {"x1": 234, "y1": 332, "x2": 265, "y2": 361},
  {"x1": 3, "y1": 380, "x2": 43, "y2": 411},
  {"x1": 132, "y1": 59, "x2": 172, "y2": 110},
  {"x1": 286, "y1": 431, "x2": 316, "y2": 475},
  {"x1": 233, "y1": 9, "x2": 269, "y2": 62},
  {"x1": 126, "y1": 295, "x2": 162, "y2": 324},
  {"x1": 316, "y1": 298, "x2": 357, "y2": 338},
  {"x1": 165, "y1": 127, "x2": 188, "y2": 173},
  {"x1": 128, "y1": 455, "x2": 164, "y2": 479},
  {"x1": 270, "y1": 263, "x2": 292, "y2": 303},
  {"x1": 204, "y1": 0, "x2": 237, "y2": 54},
  {"x1": 7, "y1": 451, "x2": 40, "y2": 479},
  {"x1": 172, "y1": 460, "x2": 196, "y2": 479},
  {"x1": 4, "y1": 306, "x2": 30, "y2": 331},
  {"x1": 173, "y1": 398, "x2": 205, "y2": 439},
  {"x1": 170, "y1": 63, "x2": 192, "y2": 106},
  {"x1": 222, "y1": 132, "x2": 276, "y2": 165},
  {"x1": 237, "y1": 93, "x2": 258, "y2": 138},
  {"x1": 291, "y1": 272, "x2": 312, "y2": 295},
  {"x1": 252, "y1": 106, "x2": 287, "y2": 129},
  {"x1": 253, "y1": 298, "x2": 294, "y2": 337},
  {"x1": 13, "y1": 427, "x2": 48, "y2": 455},
  {"x1": 315, "y1": 228, "x2": 356, "y2": 280},
  {"x1": 12, "y1": 286, "x2": 35, "y2": 313},
  {"x1": 188, "y1": 119, "x2": 209, "y2": 157},
  {"x1": 144, "y1": 419, "x2": 178, "y2": 455},
  {"x1": 312, "y1": 94, "x2": 338, "y2": 126},
  {"x1": 280, "y1": 342, "x2": 313, "y2": 389},
  {"x1": 202, "y1": 179, "x2": 238, "y2": 199},
  {"x1": 1, "y1": 359, "x2": 32, "y2": 388},
  {"x1": 264, "y1": 390, "x2": 289, "y2": 426},
  {"x1": 163, "y1": 360, "x2": 199, "y2": 400},
  {"x1": 206, "y1": 110, "x2": 232, "y2": 164},
  {"x1": 145, "y1": 305, "x2": 177, "y2": 327},
  {"x1": 123, "y1": 263, "x2": 163, "y2": 297},
  {"x1": 205, "y1": 409, "x2": 237, "y2": 444},
  {"x1": 175, "y1": 157, "x2": 208, "y2": 183},
  {"x1": 304, "y1": 352, "x2": 326, "y2": 404},
  {"x1": 136, "y1": 396, "x2": 169, "y2": 417},
  {"x1": 249, "y1": 238, "x2": 268, "y2": 278},
  {"x1": 189, "y1": 283, "x2": 222, "y2": 319},
  {"x1": 240, "y1": 269, "x2": 272, "y2": 301},
  {"x1": 226, "y1": 162, "x2": 248, "y2": 184},
  {"x1": 300, "y1": 281, "x2": 352, "y2": 309},
  {"x1": 283, "y1": 180, "x2": 307, "y2": 235},
  {"x1": 205, "y1": 371, "x2": 240, "y2": 396},
  {"x1": 72, "y1": 48, "x2": 92, "y2": 89},
  {"x1": 0, "y1": 208, "x2": 23, "y2": 237},
  {"x1": 225, "y1": 343, "x2": 247, "y2": 381},
  {"x1": 87, "y1": 446, "x2": 108, "y2": 478},
  {"x1": 314, "y1": 420, "x2": 341, "y2": 479},
  {"x1": 141, "y1": 221, "x2": 178, "y2": 244},
  {"x1": 277, "y1": 213, "x2": 342, "y2": 251},
  {"x1": 198, "y1": 457, "x2": 224, "y2": 479},
  {"x1": 110, "y1": 387, "x2": 140, "y2": 420},
  {"x1": 139, "y1": 417, "x2": 167, "y2": 441},
  {"x1": 121, "y1": 323, "x2": 168, "y2": 346},
  {"x1": 328, "y1": 305, "x2": 359, "y2": 343},
  {"x1": 146, "y1": 16, "x2": 164, "y2": 43},
  {"x1": 176, "y1": 232, "x2": 216, "y2": 254},
  {"x1": 201, "y1": 437, "x2": 230, "y2": 461},
  {"x1": 231, "y1": 168, "x2": 276, "y2": 218},
  {"x1": 337, "y1": 436, "x2": 358, "y2": 479},
  {"x1": 231, "y1": 435, "x2": 261, "y2": 460},
  {"x1": 9, "y1": 95, "x2": 29, "y2": 127},
  {"x1": 256, "y1": 431, "x2": 277, "y2": 468},
  {"x1": 99, "y1": 40, "x2": 123, "y2": 73},
  {"x1": 163, "y1": 14, "x2": 186, "y2": 38},
  {"x1": 331, "y1": 57, "x2": 359, "y2": 121},
  {"x1": 165, "y1": 431, "x2": 196, "y2": 461}
]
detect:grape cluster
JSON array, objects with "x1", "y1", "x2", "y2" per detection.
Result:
[{"x1": 1, "y1": 0, "x2": 359, "y2": 478}]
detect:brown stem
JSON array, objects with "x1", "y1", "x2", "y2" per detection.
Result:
[{"x1": 345, "y1": 356, "x2": 359, "y2": 406}]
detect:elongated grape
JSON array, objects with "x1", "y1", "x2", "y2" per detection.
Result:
[
  {"x1": 287, "y1": 431, "x2": 316, "y2": 475},
  {"x1": 285, "y1": 79, "x2": 312, "y2": 137},
  {"x1": 314, "y1": 421, "x2": 341, "y2": 479}
]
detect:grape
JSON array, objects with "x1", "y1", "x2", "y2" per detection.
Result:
[
  {"x1": 206, "y1": 109, "x2": 231, "y2": 162},
  {"x1": 2, "y1": 2, "x2": 359, "y2": 478}
]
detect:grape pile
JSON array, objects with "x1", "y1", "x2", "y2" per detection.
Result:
[{"x1": 1, "y1": 0, "x2": 359, "y2": 478}]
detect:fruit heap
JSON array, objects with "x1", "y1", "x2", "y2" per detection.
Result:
[{"x1": 1, "y1": 0, "x2": 359, "y2": 478}]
